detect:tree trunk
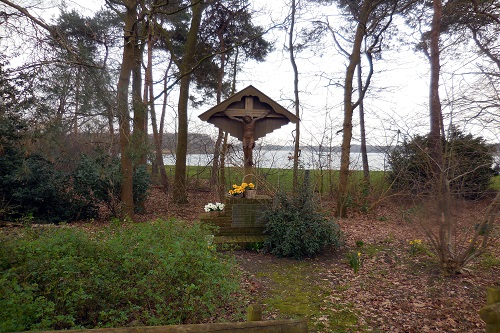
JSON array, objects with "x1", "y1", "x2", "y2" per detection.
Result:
[
  {"x1": 146, "y1": 25, "x2": 169, "y2": 192},
  {"x1": 132, "y1": 38, "x2": 147, "y2": 166},
  {"x1": 173, "y1": 0, "x2": 205, "y2": 204},
  {"x1": 73, "y1": 66, "x2": 81, "y2": 136},
  {"x1": 131, "y1": 20, "x2": 147, "y2": 213},
  {"x1": 337, "y1": 0, "x2": 372, "y2": 218},
  {"x1": 210, "y1": 27, "x2": 227, "y2": 189},
  {"x1": 428, "y1": 0, "x2": 453, "y2": 271},
  {"x1": 358, "y1": 60, "x2": 370, "y2": 184},
  {"x1": 289, "y1": 0, "x2": 301, "y2": 193},
  {"x1": 211, "y1": 129, "x2": 224, "y2": 187},
  {"x1": 116, "y1": 0, "x2": 138, "y2": 220},
  {"x1": 218, "y1": 132, "x2": 229, "y2": 199}
]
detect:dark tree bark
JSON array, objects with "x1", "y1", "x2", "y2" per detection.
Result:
[
  {"x1": 115, "y1": 0, "x2": 139, "y2": 220},
  {"x1": 132, "y1": 37, "x2": 147, "y2": 167},
  {"x1": 173, "y1": 0, "x2": 205, "y2": 204}
]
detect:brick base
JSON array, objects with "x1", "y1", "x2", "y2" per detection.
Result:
[{"x1": 200, "y1": 195, "x2": 272, "y2": 238}]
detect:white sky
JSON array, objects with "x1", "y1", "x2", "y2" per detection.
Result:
[{"x1": 5, "y1": 0, "x2": 498, "y2": 147}]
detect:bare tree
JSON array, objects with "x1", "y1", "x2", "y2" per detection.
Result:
[
  {"x1": 321, "y1": 0, "x2": 399, "y2": 217},
  {"x1": 414, "y1": 0, "x2": 500, "y2": 274},
  {"x1": 288, "y1": 0, "x2": 302, "y2": 192}
]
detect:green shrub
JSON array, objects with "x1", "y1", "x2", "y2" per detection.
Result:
[
  {"x1": 73, "y1": 154, "x2": 150, "y2": 215},
  {"x1": 0, "y1": 220, "x2": 240, "y2": 331},
  {"x1": 388, "y1": 128, "x2": 495, "y2": 199},
  {"x1": 261, "y1": 174, "x2": 343, "y2": 259},
  {"x1": 0, "y1": 152, "x2": 95, "y2": 223}
]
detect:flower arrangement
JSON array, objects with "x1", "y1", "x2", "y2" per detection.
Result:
[
  {"x1": 204, "y1": 202, "x2": 225, "y2": 212},
  {"x1": 228, "y1": 182, "x2": 255, "y2": 196}
]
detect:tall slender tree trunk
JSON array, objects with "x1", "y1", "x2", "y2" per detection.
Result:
[
  {"x1": 218, "y1": 48, "x2": 239, "y2": 199},
  {"x1": 173, "y1": 0, "x2": 205, "y2": 204},
  {"x1": 210, "y1": 32, "x2": 227, "y2": 189},
  {"x1": 146, "y1": 24, "x2": 169, "y2": 192},
  {"x1": 358, "y1": 59, "x2": 370, "y2": 184},
  {"x1": 428, "y1": 0, "x2": 452, "y2": 269},
  {"x1": 132, "y1": 39, "x2": 147, "y2": 167},
  {"x1": 211, "y1": 129, "x2": 224, "y2": 188},
  {"x1": 116, "y1": 0, "x2": 138, "y2": 220},
  {"x1": 73, "y1": 66, "x2": 81, "y2": 136},
  {"x1": 218, "y1": 132, "x2": 229, "y2": 199},
  {"x1": 289, "y1": 0, "x2": 301, "y2": 192},
  {"x1": 131, "y1": 23, "x2": 147, "y2": 213},
  {"x1": 337, "y1": 0, "x2": 372, "y2": 218}
]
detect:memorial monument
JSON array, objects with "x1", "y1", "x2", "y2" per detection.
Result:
[
  {"x1": 199, "y1": 86, "x2": 299, "y2": 242},
  {"x1": 199, "y1": 85, "x2": 299, "y2": 183}
]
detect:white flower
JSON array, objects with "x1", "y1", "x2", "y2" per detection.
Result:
[{"x1": 204, "y1": 202, "x2": 225, "y2": 212}]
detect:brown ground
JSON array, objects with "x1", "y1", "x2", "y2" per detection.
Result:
[{"x1": 132, "y1": 188, "x2": 499, "y2": 332}]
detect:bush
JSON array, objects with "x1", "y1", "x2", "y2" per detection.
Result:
[
  {"x1": 73, "y1": 154, "x2": 150, "y2": 215},
  {"x1": 388, "y1": 128, "x2": 495, "y2": 199},
  {"x1": 261, "y1": 174, "x2": 343, "y2": 259},
  {"x1": 0, "y1": 220, "x2": 240, "y2": 331},
  {"x1": 0, "y1": 151, "x2": 95, "y2": 223}
]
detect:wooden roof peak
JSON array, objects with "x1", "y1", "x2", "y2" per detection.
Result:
[{"x1": 199, "y1": 85, "x2": 299, "y2": 123}]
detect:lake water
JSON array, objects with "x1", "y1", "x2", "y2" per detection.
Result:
[{"x1": 163, "y1": 149, "x2": 390, "y2": 171}]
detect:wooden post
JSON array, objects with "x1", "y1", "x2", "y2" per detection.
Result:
[
  {"x1": 480, "y1": 287, "x2": 500, "y2": 333},
  {"x1": 487, "y1": 287, "x2": 500, "y2": 305},
  {"x1": 246, "y1": 304, "x2": 262, "y2": 321}
]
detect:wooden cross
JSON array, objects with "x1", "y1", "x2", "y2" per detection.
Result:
[{"x1": 199, "y1": 86, "x2": 299, "y2": 184}]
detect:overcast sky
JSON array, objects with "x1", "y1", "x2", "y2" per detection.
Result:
[{"x1": 13, "y1": 0, "x2": 498, "y2": 147}]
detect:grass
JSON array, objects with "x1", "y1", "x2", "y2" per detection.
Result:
[
  {"x1": 179, "y1": 164, "x2": 500, "y2": 195},
  {"x1": 172, "y1": 164, "x2": 390, "y2": 196},
  {"x1": 255, "y1": 261, "x2": 367, "y2": 333},
  {"x1": 479, "y1": 252, "x2": 500, "y2": 269},
  {"x1": 490, "y1": 175, "x2": 500, "y2": 191}
]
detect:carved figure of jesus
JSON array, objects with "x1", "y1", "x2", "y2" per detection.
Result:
[{"x1": 225, "y1": 111, "x2": 269, "y2": 167}]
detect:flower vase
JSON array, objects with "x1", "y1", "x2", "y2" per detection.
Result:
[{"x1": 244, "y1": 189, "x2": 256, "y2": 199}]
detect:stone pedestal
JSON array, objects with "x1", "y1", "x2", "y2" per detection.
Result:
[{"x1": 200, "y1": 195, "x2": 272, "y2": 237}]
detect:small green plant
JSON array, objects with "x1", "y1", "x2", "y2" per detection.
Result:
[
  {"x1": 346, "y1": 251, "x2": 362, "y2": 273},
  {"x1": 355, "y1": 240, "x2": 364, "y2": 247},
  {"x1": 245, "y1": 242, "x2": 264, "y2": 252},
  {"x1": 408, "y1": 239, "x2": 424, "y2": 255},
  {"x1": 480, "y1": 252, "x2": 500, "y2": 269}
]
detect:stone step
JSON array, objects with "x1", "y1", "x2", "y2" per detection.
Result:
[{"x1": 213, "y1": 235, "x2": 267, "y2": 244}]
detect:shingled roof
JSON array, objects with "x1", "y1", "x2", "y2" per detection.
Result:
[{"x1": 199, "y1": 85, "x2": 299, "y2": 141}]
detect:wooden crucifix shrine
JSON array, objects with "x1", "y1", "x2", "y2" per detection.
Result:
[{"x1": 199, "y1": 85, "x2": 299, "y2": 183}]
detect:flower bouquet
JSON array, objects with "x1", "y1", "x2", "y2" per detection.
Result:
[
  {"x1": 228, "y1": 182, "x2": 255, "y2": 198},
  {"x1": 204, "y1": 202, "x2": 225, "y2": 212}
]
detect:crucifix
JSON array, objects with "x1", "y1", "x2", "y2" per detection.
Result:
[
  {"x1": 225, "y1": 107, "x2": 270, "y2": 172},
  {"x1": 199, "y1": 85, "x2": 299, "y2": 184}
]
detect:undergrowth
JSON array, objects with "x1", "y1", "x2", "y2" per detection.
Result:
[{"x1": 0, "y1": 220, "x2": 240, "y2": 332}]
